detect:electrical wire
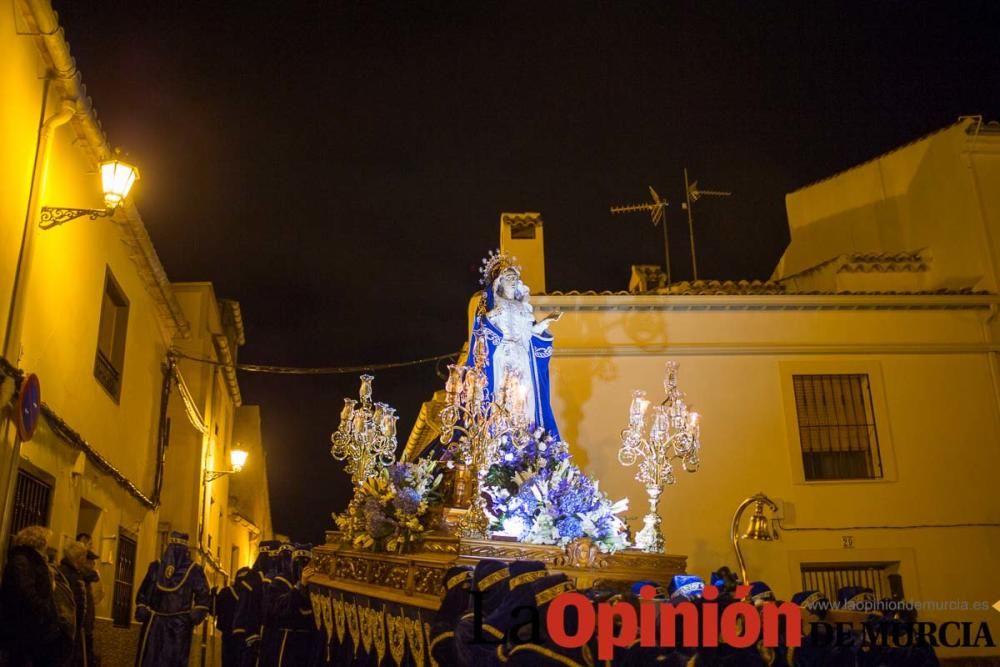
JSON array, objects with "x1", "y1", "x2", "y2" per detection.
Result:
[{"x1": 170, "y1": 350, "x2": 460, "y2": 375}]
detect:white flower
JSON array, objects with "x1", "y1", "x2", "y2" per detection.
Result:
[{"x1": 501, "y1": 516, "x2": 527, "y2": 538}]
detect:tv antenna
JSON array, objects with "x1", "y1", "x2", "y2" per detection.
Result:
[
  {"x1": 682, "y1": 168, "x2": 731, "y2": 281},
  {"x1": 610, "y1": 186, "x2": 673, "y2": 283}
]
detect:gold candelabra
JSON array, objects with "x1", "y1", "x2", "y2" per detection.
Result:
[
  {"x1": 331, "y1": 374, "x2": 399, "y2": 486},
  {"x1": 439, "y1": 333, "x2": 528, "y2": 538},
  {"x1": 618, "y1": 361, "x2": 701, "y2": 553}
]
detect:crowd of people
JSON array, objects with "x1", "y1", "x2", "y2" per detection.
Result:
[
  {"x1": 419, "y1": 560, "x2": 940, "y2": 667},
  {"x1": 0, "y1": 527, "x2": 103, "y2": 667},
  {"x1": 1, "y1": 528, "x2": 942, "y2": 666},
  {"x1": 0, "y1": 527, "x2": 314, "y2": 667}
]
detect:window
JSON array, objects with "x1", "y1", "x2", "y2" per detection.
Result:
[
  {"x1": 792, "y1": 374, "x2": 883, "y2": 480},
  {"x1": 10, "y1": 469, "x2": 52, "y2": 537},
  {"x1": 95, "y1": 268, "x2": 129, "y2": 400},
  {"x1": 801, "y1": 562, "x2": 898, "y2": 602},
  {"x1": 112, "y1": 531, "x2": 137, "y2": 627},
  {"x1": 510, "y1": 223, "x2": 536, "y2": 239}
]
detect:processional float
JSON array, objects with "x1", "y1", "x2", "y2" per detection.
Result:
[{"x1": 306, "y1": 250, "x2": 702, "y2": 663}]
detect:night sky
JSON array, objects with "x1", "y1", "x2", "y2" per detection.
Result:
[{"x1": 53, "y1": 1, "x2": 1000, "y2": 543}]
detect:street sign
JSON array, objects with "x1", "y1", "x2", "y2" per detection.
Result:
[{"x1": 15, "y1": 373, "x2": 40, "y2": 441}]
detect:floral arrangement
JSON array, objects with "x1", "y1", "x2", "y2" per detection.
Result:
[
  {"x1": 334, "y1": 459, "x2": 442, "y2": 553},
  {"x1": 482, "y1": 429, "x2": 630, "y2": 553}
]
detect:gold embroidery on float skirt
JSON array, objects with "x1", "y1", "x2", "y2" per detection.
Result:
[
  {"x1": 405, "y1": 616, "x2": 426, "y2": 667},
  {"x1": 359, "y1": 603, "x2": 373, "y2": 655},
  {"x1": 320, "y1": 595, "x2": 334, "y2": 643},
  {"x1": 424, "y1": 622, "x2": 438, "y2": 667},
  {"x1": 387, "y1": 608, "x2": 407, "y2": 666},
  {"x1": 331, "y1": 596, "x2": 345, "y2": 644},
  {"x1": 371, "y1": 606, "x2": 387, "y2": 664},
  {"x1": 346, "y1": 600, "x2": 360, "y2": 654},
  {"x1": 309, "y1": 592, "x2": 323, "y2": 631}
]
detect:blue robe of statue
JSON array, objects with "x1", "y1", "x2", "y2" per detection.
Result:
[
  {"x1": 467, "y1": 303, "x2": 560, "y2": 441},
  {"x1": 134, "y1": 536, "x2": 211, "y2": 667}
]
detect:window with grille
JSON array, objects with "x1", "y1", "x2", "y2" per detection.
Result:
[
  {"x1": 10, "y1": 469, "x2": 52, "y2": 538},
  {"x1": 801, "y1": 563, "x2": 896, "y2": 603},
  {"x1": 95, "y1": 268, "x2": 129, "y2": 400},
  {"x1": 792, "y1": 374, "x2": 883, "y2": 480},
  {"x1": 112, "y1": 531, "x2": 138, "y2": 627}
]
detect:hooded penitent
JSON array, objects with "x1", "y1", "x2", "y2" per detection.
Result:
[{"x1": 134, "y1": 532, "x2": 211, "y2": 667}]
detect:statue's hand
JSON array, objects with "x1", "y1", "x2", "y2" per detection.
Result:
[{"x1": 544, "y1": 312, "x2": 563, "y2": 322}]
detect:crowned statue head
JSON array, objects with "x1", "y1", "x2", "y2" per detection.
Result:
[{"x1": 478, "y1": 250, "x2": 524, "y2": 312}]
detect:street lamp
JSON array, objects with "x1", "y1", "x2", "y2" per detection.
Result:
[
  {"x1": 40, "y1": 153, "x2": 140, "y2": 228},
  {"x1": 731, "y1": 492, "x2": 779, "y2": 585},
  {"x1": 205, "y1": 447, "x2": 250, "y2": 483}
]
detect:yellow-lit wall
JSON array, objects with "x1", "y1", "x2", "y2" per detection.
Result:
[
  {"x1": 778, "y1": 121, "x2": 1000, "y2": 293},
  {"x1": 231, "y1": 404, "x2": 274, "y2": 563},
  {"x1": 0, "y1": 0, "x2": 175, "y2": 626},
  {"x1": 527, "y1": 293, "x2": 1000, "y2": 657},
  {"x1": 164, "y1": 284, "x2": 272, "y2": 586}
]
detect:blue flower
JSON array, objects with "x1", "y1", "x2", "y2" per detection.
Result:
[{"x1": 556, "y1": 516, "x2": 584, "y2": 539}]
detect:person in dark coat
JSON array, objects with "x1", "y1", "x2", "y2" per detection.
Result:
[
  {"x1": 80, "y1": 549, "x2": 102, "y2": 667},
  {"x1": 258, "y1": 544, "x2": 319, "y2": 667},
  {"x1": 215, "y1": 567, "x2": 251, "y2": 667},
  {"x1": 58, "y1": 541, "x2": 90, "y2": 667},
  {"x1": 258, "y1": 543, "x2": 295, "y2": 666},
  {"x1": 232, "y1": 541, "x2": 280, "y2": 667},
  {"x1": 134, "y1": 532, "x2": 211, "y2": 667},
  {"x1": 0, "y1": 525, "x2": 67, "y2": 667}
]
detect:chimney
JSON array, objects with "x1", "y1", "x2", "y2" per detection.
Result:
[{"x1": 500, "y1": 212, "x2": 546, "y2": 294}]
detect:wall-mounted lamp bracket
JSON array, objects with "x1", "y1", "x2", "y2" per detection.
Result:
[{"x1": 40, "y1": 206, "x2": 111, "y2": 229}]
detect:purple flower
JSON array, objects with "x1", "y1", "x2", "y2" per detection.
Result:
[
  {"x1": 388, "y1": 463, "x2": 410, "y2": 486},
  {"x1": 392, "y1": 487, "x2": 422, "y2": 515}
]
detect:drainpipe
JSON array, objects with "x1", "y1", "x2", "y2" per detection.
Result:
[{"x1": 0, "y1": 94, "x2": 76, "y2": 559}]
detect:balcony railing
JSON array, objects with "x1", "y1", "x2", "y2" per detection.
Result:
[{"x1": 94, "y1": 349, "x2": 122, "y2": 399}]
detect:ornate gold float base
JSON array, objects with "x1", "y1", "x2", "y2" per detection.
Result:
[{"x1": 310, "y1": 529, "x2": 687, "y2": 610}]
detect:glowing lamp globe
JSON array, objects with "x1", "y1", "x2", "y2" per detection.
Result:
[
  {"x1": 230, "y1": 448, "x2": 249, "y2": 473},
  {"x1": 99, "y1": 158, "x2": 139, "y2": 209}
]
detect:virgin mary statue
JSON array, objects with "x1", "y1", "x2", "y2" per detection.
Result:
[{"x1": 468, "y1": 251, "x2": 562, "y2": 438}]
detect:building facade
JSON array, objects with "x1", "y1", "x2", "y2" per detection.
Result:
[
  {"x1": 539, "y1": 121, "x2": 1000, "y2": 658},
  {"x1": 0, "y1": 1, "x2": 273, "y2": 664},
  {"x1": 405, "y1": 122, "x2": 1000, "y2": 659}
]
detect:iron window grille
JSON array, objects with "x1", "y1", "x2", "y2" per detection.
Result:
[
  {"x1": 112, "y1": 531, "x2": 138, "y2": 627},
  {"x1": 792, "y1": 374, "x2": 883, "y2": 480},
  {"x1": 10, "y1": 469, "x2": 52, "y2": 538},
  {"x1": 801, "y1": 562, "x2": 896, "y2": 603}
]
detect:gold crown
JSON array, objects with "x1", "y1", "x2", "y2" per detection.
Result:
[{"x1": 478, "y1": 249, "x2": 520, "y2": 288}]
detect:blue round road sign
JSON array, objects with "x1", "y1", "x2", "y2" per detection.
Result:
[{"x1": 16, "y1": 374, "x2": 40, "y2": 442}]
